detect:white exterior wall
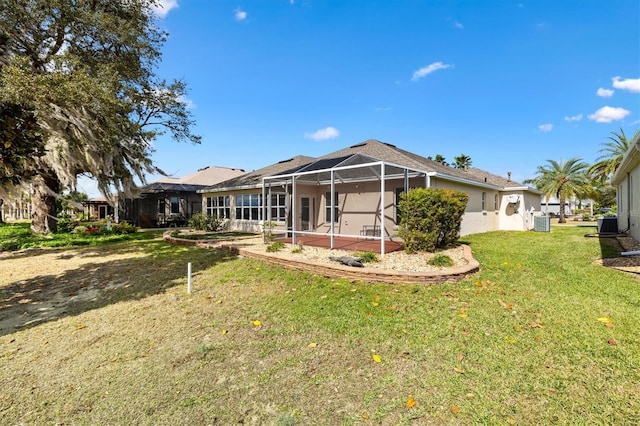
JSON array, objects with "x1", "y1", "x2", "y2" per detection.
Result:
[
  {"x1": 498, "y1": 191, "x2": 539, "y2": 231},
  {"x1": 616, "y1": 168, "x2": 639, "y2": 242}
]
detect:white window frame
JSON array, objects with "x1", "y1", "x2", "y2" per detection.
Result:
[
  {"x1": 235, "y1": 193, "x2": 262, "y2": 221},
  {"x1": 270, "y1": 193, "x2": 287, "y2": 222},
  {"x1": 325, "y1": 191, "x2": 339, "y2": 223},
  {"x1": 206, "y1": 196, "x2": 230, "y2": 219}
]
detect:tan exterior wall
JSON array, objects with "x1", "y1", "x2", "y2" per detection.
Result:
[{"x1": 201, "y1": 177, "x2": 541, "y2": 238}]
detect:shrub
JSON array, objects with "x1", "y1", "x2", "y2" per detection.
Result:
[
  {"x1": 266, "y1": 241, "x2": 285, "y2": 252},
  {"x1": 398, "y1": 188, "x2": 468, "y2": 253},
  {"x1": 357, "y1": 251, "x2": 379, "y2": 263},
  {"x1": 55, "y1": 213, "x2": 77, "y2": 234},
  {"x1": 262, "y1": 221, "x2": 278, "y2": 242},
  {"x1": 188, "y1": 212, "x2": 223, "y2": 231},
  {"x1": 112, "y1": 221, "x2": 138, "y2": 234},
  {"x1": 72, "y1": 225, "x2": 87, "y2": 234},
  {"x1": 428, "y1": 254, "x2": 454, "y2": 267}
]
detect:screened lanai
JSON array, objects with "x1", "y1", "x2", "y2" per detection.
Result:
[{"x1": 261, "y1": 153, "x2": 431, "y2": 256}]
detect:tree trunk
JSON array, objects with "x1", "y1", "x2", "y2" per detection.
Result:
[
  {"x1": 30, "y1": 174, "x2": 60, "y2": 234},
  {"x1": 558, "y1": 197, "x2": 566, "y2": 224},
  {"x1": 0, "y1": 199, "x2": 3, "y2": 223}
]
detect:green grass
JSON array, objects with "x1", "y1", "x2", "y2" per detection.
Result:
[
  {"x1": 0, "y1": 222, "x2": 163, "y2": 251},
  {"x1": 1, "y1": 224, "x2": 638, "y2": 425}
]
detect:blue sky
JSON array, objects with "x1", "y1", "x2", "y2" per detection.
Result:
[{"x1": 80, "y1": 0, "x2": 640, "y2": 196}]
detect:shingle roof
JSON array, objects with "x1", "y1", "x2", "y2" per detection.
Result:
[
  {"x1": 201, "y1": 139, "x2": 534, "y2": 192},
  {"x1": 317, "y1": 139, "x2": 528, "y2": 189},
  {"x1": 154, "y1": 166, "x2": 246, "y2": 186},
  {"x1": 200, "y1": 155, "x2": 315, "y2": 191}
]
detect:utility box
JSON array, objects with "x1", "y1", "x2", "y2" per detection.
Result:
[
  {"x1": 597, "y1": 216, "x2": 618, "y2": 234},
  {"x1": 534, "y1": 216, "x2": 551, "y2": 232}
]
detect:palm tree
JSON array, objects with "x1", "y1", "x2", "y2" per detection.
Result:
[
  {"x1": 589, "y1": 128, "x2": 639, "y2": 184},
  {"x1": 454, "y1": 154, "x2": 472, "y2": 170},
  {"x1": 434, "y1": 154, "x2": 448, "y2": 166},
  {"x1": 524, "y1": 158, "x2": 591, "y2": 223}
]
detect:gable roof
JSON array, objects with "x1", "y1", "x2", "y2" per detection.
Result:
[
  {"x1": 201, "y1": 139, "x2": 537, "y2": 193},
  {"x1": 199, "y1": 155, "x2": 315, "y2": 192},
  {"x1": 143, "y1": 166, "x2": 246, "y2": 193},
  {"x1": 317, "y1": 139, "x2": 532, "y2": 190}
]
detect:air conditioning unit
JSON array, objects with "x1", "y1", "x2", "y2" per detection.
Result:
[
  {"x1": 506, "y1": 194, "x2": 520, "y2": 204},
  {"x1": 534, "y1": 215, "x2": 551, "y2": 232}
]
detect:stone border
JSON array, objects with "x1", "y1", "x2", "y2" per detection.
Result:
[{"x1": 163, "y1": 231, "x2": 479, "y2": 284}]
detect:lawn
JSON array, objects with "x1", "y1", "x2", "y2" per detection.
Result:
[{"x1": 0, "y1": 223, "x2": 638, "y2": 425}]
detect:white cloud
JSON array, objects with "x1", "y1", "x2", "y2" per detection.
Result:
[
  {"x1": 453, "y1": 21, "x2": 464, "y2": 29},
  {"x1": 588, "y1": 106, "x2": 631, "y2": 123},
  {"x1": 597, "y1": 88, "x2": 614, "y2": 97},
  {"x1": 304, "y1": 126, "x2": 340, "y2": 141},
  {"x1": 234, "y1": 8, "x2": 247, "y2": 21},
  {"x1": 411, "y1": 62, "x2": 452, "y2": 81},
  {"x1": 612, "y1": 76, "x2": 640, "y2": 93},
  {"x1": 150, "y1": 0, "x2": 178, "y2": 18},
  {"x1": 564, "y1": 114, "x2": 583, "y2": 122},
  {"x1": 538, "y1": 124, "x2": 553, "y2": 132},
  {"x1": 177, "y1": 94, "x2": 195, "y2": 110}
]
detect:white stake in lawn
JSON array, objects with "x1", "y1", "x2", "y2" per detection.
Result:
[{"x1": 187, "y1": 262, "x2": 192, "y2": 293}]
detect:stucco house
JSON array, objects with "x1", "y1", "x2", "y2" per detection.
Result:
[
  {"x1": 119, "y1": 166, "x2": 245, "y2": 227},
  {"x1": 199, "y1": 139, "x2": 542, "y2": 254},
  {"x1": 612, "y1": 132, "x2": 640, "y2": 242}
]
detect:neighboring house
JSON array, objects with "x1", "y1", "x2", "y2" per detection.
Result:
[
  {"x1": 0, "y1": 191, "x2": 32, "y2": 221},
  {"x1": 540, "y1": 195, "x2": 593, "y2": 217},
  {"x1": 83, "y1": 197, "x2": 115, "y2": 220},
  {"x1": 612, "y1": 132, "x2": 640, "y2": 242},
  {"x1": 119, "y1": 166, "x2": 245, "y2": 227},
  {"x1": 199, "y1": 139, "x2": 542, "y2": 253}
]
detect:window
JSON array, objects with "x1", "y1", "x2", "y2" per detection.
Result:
[
  {"x1": 170, "y1": 197, "x2": 180, "y2": 214},
  {"x1": 206, "y1": 196, "x2": 230, "y2": 218},
  {"x1": 325, "y1": 192, "x2": 339, "y2": 223},
  {"x1": 481, "y1": 192, "x2": 486, "y2": 211},
  {"x1": 270, "y1": 193, "x2": 287, "y2": 222},
  {"x1": 235, "y1": 194, "x2": 262, "y2": 221},
  {"x1": 159, "y1": 199, "x2": 165, "y2": 214},
  {"x1": 494, "y1": 193, "x2": 499, "y2": 211}
]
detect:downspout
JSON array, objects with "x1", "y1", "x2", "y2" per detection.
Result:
[{"x1": 623, "y1": 172, "x2": 631, "y2": 232}]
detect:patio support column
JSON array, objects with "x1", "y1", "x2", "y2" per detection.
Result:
[
  {"x1": 292, "y1": 176, "x2": 297, "y2": 245},
  {"x1": 425, "y1": 174, "x2": 431, "y2": 188},
  {"x1": 330, "y1": 169, "x2": 335, "y2": 249},
  {"x1": 380, "y1": 162, "x2": 385, "y2": 257},
  {"x1": 404, "y1": 169, "x2": 409, "y2": 194},
  {"x1": 260, "y1": 181, "x2": 266, "y2": 241}
]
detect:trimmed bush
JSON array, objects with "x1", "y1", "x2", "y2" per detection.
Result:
[
  {"x1": 188, "y1": 212, "x2": 223, "y2": 231},
  {"x1": 398, "y1": 188, "x2": 468, "y2": 253},
  {"x1": 266, "y1": 241, "x2": 285, "y2": 252},
  {"x1": 428, "y1": 254, "x2": 454, "y2": 267},
  {"x1": 357, "y1": 251, "x2": 379, "y2": 263}
]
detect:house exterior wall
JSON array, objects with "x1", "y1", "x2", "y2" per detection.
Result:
[
  {"x1": 498, "y1": 191, "x2": 538, "y2": 231},
  {"x1": 616, "y1": 166, "x2": 639, "y2": 241},
  {"x1": 430, "y1": 178, "x2": 540, "y2": 234},
  {"x1": 202, "y1": 176, "x2": 541, "y2": 238}
]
